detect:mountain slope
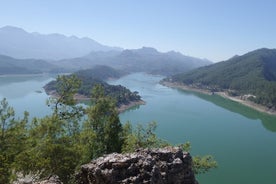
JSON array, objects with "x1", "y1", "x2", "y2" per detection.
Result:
[
  {"x1": 56, "y1": 47, "x2": 211, "y2": 76},
  {"x1": 0, "y1": 26, "x2": 122, "y2": 60},
  {"x1": 74, "y1": 65, "x2": 127, "y2": 80},
  {"x1": 166, "y1": 48, "x2": 276, "y2": 109},
  {"x1": 0, "y1": 54, "x2": 60, "y2": 75}
]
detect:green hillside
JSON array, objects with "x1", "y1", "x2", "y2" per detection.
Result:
[
  {"x1": 0, "y1": 54, "x2": 60, "y2": 75},
  {"x1": 44, "y1": 66, "x2": 141, "y2": 106},
  {"x1": 74, "y1": 65, "x2": 127, "y2": 80},
  {"x1": 166, "y1": 48, "x2": 276, "y2": 109}
]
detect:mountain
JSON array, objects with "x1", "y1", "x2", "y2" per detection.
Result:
[
  {"x1": 0, "y1": 54, "x2": 61, "y2": 75},
  {"x1": 55, "y1": 47, "x2": 212, "y2": 76},
  {"x1": 166, "y1": 48, "x2": 276, "y2": 109},
  {"x1": 74, "y1": 65, "x2": 127, "y2": 80},
  {"x1": 0, "y1": 26, "x2": 122, "y2": 60},
  {"x1": 56, "y1": 50, "x2": 122, "y2": 71},
  {"x1": 114, "y1": 47, "x2": 211, "y2": 75}
]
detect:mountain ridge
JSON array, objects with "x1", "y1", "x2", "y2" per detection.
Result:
[
  {"x1": 56, "y1": 47, "x2": 211, "y2": 76},
  {"x1": 164, "y1": 48, "x2": 276, "y2": 111},
  {"x1": 0, "y1": 54, "x2": 61, "y2": 75},
  {"x1": 0, "y1": 25, "x2": 122, "y2": 60}
]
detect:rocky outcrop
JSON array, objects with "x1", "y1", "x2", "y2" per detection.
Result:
[
  {"x1": 34, "y1": 176, "x2": 63, "y2": 184},
  {"x1": 76, "y1": 147, "x2": 198, "y2": 184}
]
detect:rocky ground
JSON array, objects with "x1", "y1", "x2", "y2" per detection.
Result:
[{"x1": 76, "y1": 147, "x2": 198, "y2": 184}]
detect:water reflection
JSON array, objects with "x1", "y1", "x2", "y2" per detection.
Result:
[
  {"x1": 0, "y1": 75, "x2": 54, "y2": 98},
  {"x1": 177, "y1": 89, "x2": 276, "y2": 132}
]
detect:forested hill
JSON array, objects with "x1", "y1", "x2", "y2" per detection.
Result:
[
  {"x1": 0, "y1": 54, "x2": 61, "y2": 75},
  {"x1": 74, "y1": 65, "x2": 127, "y2": 80},
  {"x1": 165, "y1": 48, "x2": 276, "y2": 109},
  {"x1": 44, "y1": 66, "x2": 141, "y2": 107}
]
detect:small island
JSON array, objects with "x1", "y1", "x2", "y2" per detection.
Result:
[{"x1": 44, "y1": 65, "x2": 145, "y2": 112}]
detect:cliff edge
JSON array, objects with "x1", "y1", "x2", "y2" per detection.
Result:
[{"x1": 76, "y1": 147, "x2": 198, "y2": 184}]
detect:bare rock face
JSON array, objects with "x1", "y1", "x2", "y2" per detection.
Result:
[{"x1": 76, "y1": 147, "x2": 198, "y2": 184}]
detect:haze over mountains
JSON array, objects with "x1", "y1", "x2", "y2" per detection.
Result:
[
  {"x1": 57, "y1": 47, "x2": 211, "y2": 75},
  {"x1": 0, "y1": 26, "x2": 211, "y2": 76},
  {"x1": 0, "y1": 26, "x2": 122, "y2": 60},
  {"x1": 0, "y1": 54, "x2": 61, "y2": 75}
]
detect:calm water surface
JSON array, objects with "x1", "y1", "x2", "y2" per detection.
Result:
[
  {"x1": 110, "y1": 73, "x2": 276, "y2": 184},
  {"x1": 1, "y1": 73, "x2": 276, "y2": 184},
  {"x1": 0, "y1": 75, "x2": 53, "y2": 118}
]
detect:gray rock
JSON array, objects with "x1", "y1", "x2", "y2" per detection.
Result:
[
  {"x1": 76, "y1": 147, "x2": 198, "y2": 184},
  {"x1": 34, "y1": 176, "x2": 63, "y2": 184}
]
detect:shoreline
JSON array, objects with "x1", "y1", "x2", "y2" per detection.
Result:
[
  {"x1": 117, "y1": 100, "x2": 146, "y2": 113},
  {"x1": 161, "y1": 81, "x2": 276, "y2": 116},
  {"x1": 45, "y1": 90, "x2": 145, "y2": 114}
]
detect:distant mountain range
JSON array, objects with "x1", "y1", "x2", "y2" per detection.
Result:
[
  {"x1": 56, "y1": 47, "x2": 211, "y2": 76},
  {"x1": 0, "y1": 54, "x2": 62, "y2": 75},
  {"x1": 0, "y1": 26, "x2": 211, "y2": 76},
  {"x1": 0, "y1": 26, "x2": 122, "y2": 60},
  {"x1": 166, "y1": 48, "x2": 276, "y2": 109}
]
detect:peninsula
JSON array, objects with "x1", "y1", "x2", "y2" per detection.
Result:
[{"x1": 44, "y1": 65, "x2": 145, "y2": 112}]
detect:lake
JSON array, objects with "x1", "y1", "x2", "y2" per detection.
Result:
[{"x1": 1, "y1": 73, "x2": 276, "y2": 184}]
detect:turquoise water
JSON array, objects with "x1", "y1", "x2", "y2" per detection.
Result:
[
  {"x1": 1, "y1": 73, "x2": 276, "y2": 184},
  {"x1": 0, "y1": 75, "x2": 54, "y2": 118},
  {"x1": 110, "y1": 73, "x2": 276, "y2": 184}
]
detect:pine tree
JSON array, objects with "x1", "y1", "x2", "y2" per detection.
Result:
[
  {"x1": 15, "y1": 75, "x2": 84, "y2": 183},
  {"x1": 0, "y1": 98, "x2": 29, "y2": 183},
  {"x1": 84, "y1": 84, "x2": 123, "y2": 159}
]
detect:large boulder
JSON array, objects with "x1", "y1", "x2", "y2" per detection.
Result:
[{"x1": 76, "y1": 147, "x2": 198, "y2": 184}]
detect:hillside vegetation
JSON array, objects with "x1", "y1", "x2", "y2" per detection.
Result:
[
  {"x1": 44, "y1": 66, "x2": 141, "y2": 107},
  {"x1": 0, "y1": 54, "x2": 60, "y2": 75},
  {"x1": 166, "y1": 48, "x2": 276, "y2": 109}
]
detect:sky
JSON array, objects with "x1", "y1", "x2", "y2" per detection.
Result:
[{"x1": 0, "y1": 0, "x2": 276, "y2": 62}]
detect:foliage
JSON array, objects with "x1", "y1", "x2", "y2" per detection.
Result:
[
  {"x1": 44, "y1": 67, "x2": 141, "y2": 107},
  {"x1": 122, "y1": 121, "x2": 169, "y2": 153},
  {"x1": 84, "y1": 84, "x2": 124, "y2": 158},
  {"x1": 0, "y1": 98, "x2": 29, "y2": 183},
  {"x1": 168, "y1": 48, "x2": 276, "y2": 109},
  {"x1": 180, "y1": 143, "x2": 217, "y2": 174},
  {"x1": 192, "y1": 155, "x2": 218, "y2": 174},
  {"x1": 2, "y1": 75, "x2": 217, "y2": 183},
  {"x1": 122, "y1": 123, "x2": 217, "y2": 174},
  {"x1": 15, "y1": 75, "x2": 84, "y2": 183}
]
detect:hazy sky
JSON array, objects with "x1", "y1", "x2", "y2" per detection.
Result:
[{"x1": 1, "y1": 0, "x2": 276, "y2": 62}]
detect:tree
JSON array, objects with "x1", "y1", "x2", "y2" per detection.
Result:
[
  {"x1": 1, "y1": 74, "x2": 217, "y2": 183},
  {"x1": 122, "y1": 121, "x2": 169, "y2": 153},
  {"x1": 122, "y1": 121, "x2": 217, "y2": 174},
  {"x1": 179, "y1": 143, "x2": 217, "y2": 174},
  {"x1": 0, "y1": 98, "x2": 29, "y2": 183},
  {"x1": 15, "y1": 75, "x2": 84, "y2": 183},
  {"x1": 83, "y1": 84, "x2": 123, "y2": 159}
]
